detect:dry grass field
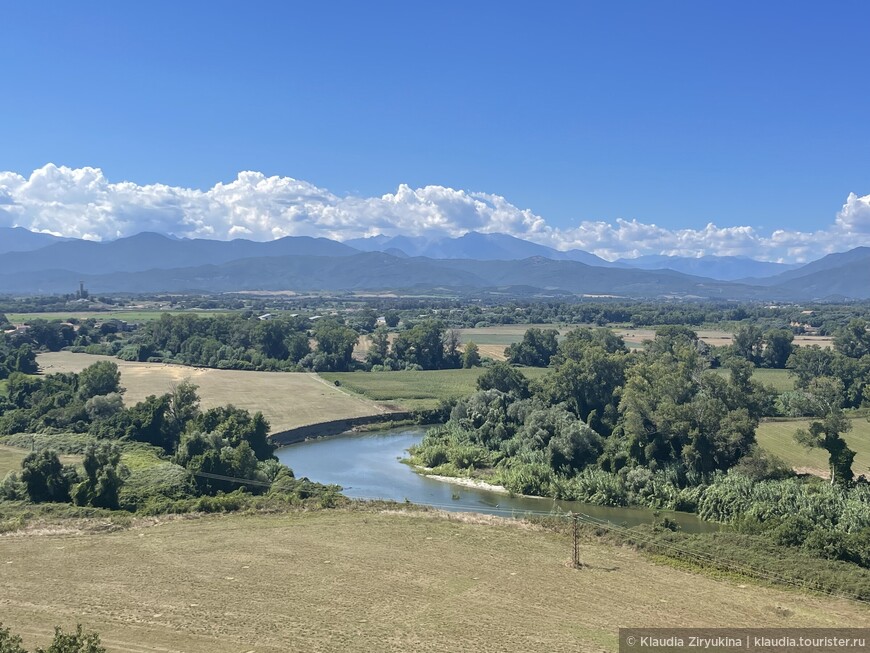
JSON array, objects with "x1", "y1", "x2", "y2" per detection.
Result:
[
  {"x1": 1, "y1": 510, "x2": 866, "y2": 653},
  {"x1": 612, "y1": 328, "x2": 834, "y2": 350},
  {"x1": 454, "y1": 324, "x2": 834, "y2": 357},
  {"x1": 756, "y1": 418, "x2": 870, "y2": 478},
  {"x1": 37, "y1": 352, "x2": 387, "y2": 433}
]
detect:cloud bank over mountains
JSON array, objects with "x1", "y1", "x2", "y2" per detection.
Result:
[{"x1": 1, "y1": 164, "x2": 868, "y2": 263}]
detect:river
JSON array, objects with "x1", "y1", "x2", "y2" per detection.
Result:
[{"x1": 275, "y1": 426, "x2": 719, "y2": 533}]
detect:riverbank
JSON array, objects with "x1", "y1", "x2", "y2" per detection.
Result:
[
  {"x1": 416, "y1": 468, "x2": 509, "y2": 495},
  {"x1": 277, "y1": 428, "x2": 719, "y2": 532}
]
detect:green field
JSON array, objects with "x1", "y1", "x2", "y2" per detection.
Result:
[
  {"x1": 5, "y1": 310, "x2": 232, "y2": 323},
  {"x1": 0, "y1": 444, "x2": 81, "y2": 478},
  {"x1": 756, "y1": 418, "x2": 870, "y2": 477},
  {"x1": 0, "y1": 444, "x2": 27, "y2": 477},
  {"x1": 38, "y1": 351, "x2": 388, "y2": 433},
  {"x1": 320, "y1": 367, "x2": 550, "y2": 410},
  {"x1": 0, "y1": 509, "x2": 865, "y2": 653},
  {"x1": 712, "y1": 367, "x2": 796, "y2": 392},
  {"x1": 750, "y1": 368, "x2": 797, "y2": 392}
]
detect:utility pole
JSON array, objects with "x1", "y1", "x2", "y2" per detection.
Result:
[{"x1": 572, "y1": 514, "x2": 582, "y2": 569}]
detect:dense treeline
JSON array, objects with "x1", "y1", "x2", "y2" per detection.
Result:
[
  {"x1": 432, "y1": 300, "x2": 870, "y2": 334},
  {"x1": 6, "y1": 292, "x2": 870, "y2": 333},
  {"x1": 365, "y1": 319, "x2": 477, "y2": 370},
  {"x1": 110, "y1": 314, "x2": 476, "y2": 372},
  {"x1": 103, "y1": 313, "x2": 362, "y2": 372}
]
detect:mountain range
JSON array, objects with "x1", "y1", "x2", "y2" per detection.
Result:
[
  {"x1": 0, "y1": 227, "x2": 68, "y2": 255},
  {"x1": 0, "y1": 228, "x2": 866, "y2": 300}
]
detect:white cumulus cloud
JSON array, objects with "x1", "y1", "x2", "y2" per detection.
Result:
[{"x1": 0, "y1": 163, "x2": 867, "y2": 263}]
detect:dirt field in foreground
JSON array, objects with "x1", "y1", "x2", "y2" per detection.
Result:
[
  {"x1": 0, "y1": 510, "x2": 866, "y2": 653},
  {"x1": 38, "y1": 352, "x2": 387, "y2": 433}
]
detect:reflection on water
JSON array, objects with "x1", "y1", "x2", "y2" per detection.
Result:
[{"x1": 275, "y1": 426, "x2": 720, "y2": 534}]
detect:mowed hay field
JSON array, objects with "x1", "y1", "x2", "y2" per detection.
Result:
[
  {"x1": 320, "y1": 367, "x2": 549, "y2": 410},
  {"x1": 37, "y1": 352, "x2": 387, "y2": 433},
  {"x1": 756, "y1": 418, "x2": 870, "y2": 478},
  {"x1": 612, "y1": 328, "x2": 834, "y2": 351},
  {"x1": 456, "y1": 324, "x2": 566, "y2": 360},
  {"x1": 1, "y1": 511, "x2": 867, "y2": 653}
]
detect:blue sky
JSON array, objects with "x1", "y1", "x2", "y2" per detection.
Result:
[{"x1": 1, "y1": 1, "x2": 869, "y2": 260}]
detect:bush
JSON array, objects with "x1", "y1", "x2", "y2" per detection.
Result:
[
  {"x1": 1, "y1": 433, "x2": 98, "y2": 455},
  {"x1": 39, "y1": 624, "x2": 105, "y2": 653},
  {"x1": 0, "y1": 472, "x2": 25, "y2": 501},
  {"x1": 499, "y1": 462, "x2": 553, "y2": 496},
  {"x1": 416, "y1": 443, "x2": 449, "y2": 468},
  {"x1": 770, "y1": 514, "x2": 814, "y2": 547},
  {"x1": 118, "y1": 462, "x2": 195, "y2": 511},
  {"x1": 21, "y1": 449, "x2": 76, "y2": 503},
  {"x1": 0, "y1": 622, "x2": 104, "y2": 653}
]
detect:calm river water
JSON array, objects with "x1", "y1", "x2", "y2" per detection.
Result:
[{"x1": 276, "y1": 426, "x2": 719, "y2": 533}]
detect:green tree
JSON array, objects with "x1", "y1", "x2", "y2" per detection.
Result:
[
  {"x1": 77, "y1": 361, "x2": 122, "y2": 400},
  {"x1": 73, "y1": 443, "x2": 128, "y2": 509},
  {"x1": 313, "y1": 319, "x2": 358, "y2": 371},
  {"x1": 787, "y1": 346, "x2": 836, "y2": 387},
  {"x1": 732, "y1": 325, "x2": 764, "y2": 365},
  {"x1": 84, "y1": 393, "x2": 124, "y2": 421},
  {"x1": 610, "y1": 347, "x2": 757, "y2": 474},
  {"x1": 538, "y1": 327, "x2": 629, "y2": 436},
  {"x1": 443, "y1": 329, "x2": 462, "y2": 369},
  {"x1": 195, "y1": 405, "x2": 275, "y2": 461},
  {"x1": 794, "y1": 377, "x2": 855, "y2": 485},
  {"x1": 8, "y1": 345, "x2": 38, "y2": 375},
  {"x1": 516, "y1": 408, "x2": 603, "y2": 474},
  {"x1": 762, "y1": 328, "x2": 794, "y2": 369},
  {"x1": 122, "y1": 394, "x2": 175, "y2": 451},
  {"x1": 391, "y1": 320, "x2": 448, "y2": 370},
  {"x1": 352, "y1": 308, "x2": 379, "y2": 333},
  {"x1": 21, "y1": 449, "x2": 75, "y2": 503},
  {"x1": 462, "y1": 342, "x2": 481, "y2": 368},
  {"x1": 505, "y1": 327, "x2": 559, "y2": 367},
  {"x1": 476, "y1": 362, "x2": 530, "y2": 398},
  {"x1": 284, "y1": 330, "x2": 311, "y2": 363},
  {"x1": 167, "y1": 380, "x2": 201, "y2": 434},
  {"x1": 834, "y1": 318, "x2": 870, "y2": 359},
  {"x1": 175, "y1": 432, "x2": 267, "y2": 495},
  {"x1": 366, "y1": 326, "x2": 390, "y2": 366},
  {"x1": 383, "y1": 310, "x2": 400, "y2": 328},
  {"x1": 254, "y1": 320, "x2": 290, "y2": 359}
]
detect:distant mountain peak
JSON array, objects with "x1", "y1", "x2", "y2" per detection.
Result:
[
  {"x1": 344, "y1": 230, "x2": 611, "y2": 265},
  {"x1": 616, "y1": 253, "x2": 800, "y2": 281}
]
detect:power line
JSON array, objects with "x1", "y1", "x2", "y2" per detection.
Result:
[{"x1": 192, "y1": 470, "x2": 274, "y2": 488}]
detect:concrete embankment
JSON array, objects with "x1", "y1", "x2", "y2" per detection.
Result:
[{"x1": 270, "y1": 412, "x2": 417, "y2": 445}]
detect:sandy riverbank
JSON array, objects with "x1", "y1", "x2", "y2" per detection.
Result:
[{"x1": 418, "y1": 470, "x2": 509, "y2": 495}]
